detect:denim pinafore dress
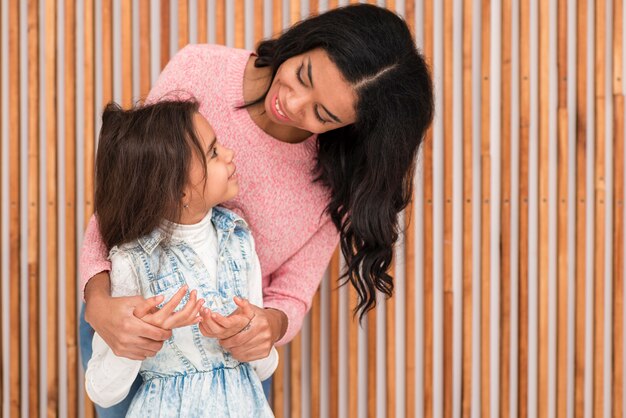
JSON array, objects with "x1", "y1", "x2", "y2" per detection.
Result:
[{"x1": 120, "y1": 207, "x2": 273, "y2": 418}]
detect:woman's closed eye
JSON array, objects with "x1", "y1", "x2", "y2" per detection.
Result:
[{"x1": 296, "y1": 62, "x2": 330, "y2": 125}]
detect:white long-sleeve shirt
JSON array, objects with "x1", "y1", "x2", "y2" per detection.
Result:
[{"x1": 85, "y1": 210, "x2": 279, "y2": 408}]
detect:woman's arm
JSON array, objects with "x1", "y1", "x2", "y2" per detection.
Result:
[{"x1": 218, "y1": 219, "x2": 338, "y2": 361}]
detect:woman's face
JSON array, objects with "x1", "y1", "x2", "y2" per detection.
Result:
[{"x1": 263, "y1": 48, "x2": 358, "y2": 135}]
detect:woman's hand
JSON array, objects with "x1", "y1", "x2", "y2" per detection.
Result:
[
  {"x1": 84, "y1": 273, "x2": 173, "y2": 360},
  {"x1": 139, "y1": 286, "x2": 204, "y2": 330},
  {"x1": 199, "y1": 297, "x2": 287, "y2": 362}
]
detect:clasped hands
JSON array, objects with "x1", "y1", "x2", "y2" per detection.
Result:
[{"x1": 85, "y1": 272, "x2": 282, "y2": 363}]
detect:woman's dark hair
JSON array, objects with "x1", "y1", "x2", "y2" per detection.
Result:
[
  {"x1": 95, "y1": 100, "x2": 206, "y2": 250},
  {"x1": 248, "y1": 5, "x2": 434, "y2": 320}
]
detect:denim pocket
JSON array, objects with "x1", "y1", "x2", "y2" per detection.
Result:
[{"x1": 150, "y1": 271, "x2": 187, "y2": 308}]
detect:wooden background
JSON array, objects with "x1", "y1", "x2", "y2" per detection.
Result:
[{"x1": 1, "y1": 0, "x2": 624, "y2": 417}]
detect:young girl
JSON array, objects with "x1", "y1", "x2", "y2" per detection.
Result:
[{"x1": 85, "y1": 100, "x2": 277, "y2": 417}]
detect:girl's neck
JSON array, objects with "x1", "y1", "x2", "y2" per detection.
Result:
[
  {"x1": 242, "y1": 56, "x2": 313, "y2": 144},
  {"x1": 176, "y1": 207, "x2": 212, "y2": 226}
]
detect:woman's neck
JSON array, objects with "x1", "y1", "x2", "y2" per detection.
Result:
[{"x1": 242, "y1": 56, "x2": 313, "y2": 144}]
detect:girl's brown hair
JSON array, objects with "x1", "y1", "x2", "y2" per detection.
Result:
[{"x1": 95, "y1": 100, "x2": 206, "y2": 250}]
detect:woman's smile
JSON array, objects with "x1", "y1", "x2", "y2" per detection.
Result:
[{"x1": 272, "y1": 94, "x2": 291, "y2": 122}]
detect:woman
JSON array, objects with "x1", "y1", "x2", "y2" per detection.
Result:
[{"x1": 80, "y1": 4, "x2": 433, "y2": 416}]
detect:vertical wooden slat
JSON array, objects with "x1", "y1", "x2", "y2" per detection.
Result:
[
  {"x1": 538, "y1": 0, "x2": 550, "y2": 414},
  {"x1": 500, "y1": 0, "x2": 513, "y2": 415},
  {"x1": 139, "y1": 0, "x2": 151, "y2": 98},
  {"x1": 63, "y1": 0, "x2": 78, "y2": 416},
  {"x1": 160, "y1": 0, "x2": 170, "y2": 69},
  {"x1": 573, "y1": 0, "x2": 587, "y2": 414},
  {"x1": 121, "y1": 0, "x2": 132, "y2": 107},
  {"x1": 367, "y1": 301, "x2": 377, "y2": 418},
  {"x1": 272, "y1": 0, "x2": 282, "y2": 35},
  {"x1": 27, "y1": 0, "x2": 41, "y2": 415},
  {"x1": 404, "y1": 5, "x2": 417, "y2": 418},
  {"x1": 612, "y1": 1, "x2": 625, "y2": 415},
  {"x1": 197, "y1": 0, "x2": 207, "y2": 44},
  {"x1": 290, "y1": 332, "x2": 302, "y2": 418},
  {"x1": 310, "y1": 290, "x2": 321, "y2": 418},
  {"x1": 328, "y1": 0, "x2": 338, "y2": 11},
  {"x1": 518, "y1": 0, "x2": 531, "y2": 414},
  {"x1": 102, "y1": 0, "x2": 112, "y2": 105},
  {"x1": 253, "y1": 0, "x2": 263, "y2": 45},
  {"x1": 349, "y1": 286, "x2": 359, "y2": 418},
  {"x1": 385, "y1": 267, "x2": 396, "y2": 418},
  {"x1": 8, "y1": 0, "x2": 21, "y2": 416},
  {"x1": 83, "y1": 3, "x2": 96, "y2": 414},
  {"x1": 84, "y1": 0, "x2": 95, "y2": 222},
  {"x1": 273, "y1": 346, "x2": 285, "y2": 418},
  {"x1": 443, "y1": 0, "x2": 454, "y2": 414},
  {"x1": 329, "y1": 249, "x2": 340, "y2": 418},
  {"x1": 215, "y1": 0, "x2": 225, "y2": 45},
  {"x1": 178, "y1": 0, "x2": 188, "y2": 50},
  {"x1": 234, "y1": 0, "x2": 244, "y2": 48},
  {"x1": 480, "y1": 0, "x2": 491, "y2": 414},
  {"x1": 289, "y1": 0, "x2": 299, "y2": 24},
  {"x1": 612, "y1": 93, "x2": 625, "y2": 417},
  {"x1": 593, "y1": 0, "x2": 607, "y2": 415},
  {"x1": 556, "y1": 0, "x2": 569, "y2": 416},
  {"x1": 422, "y1": 1, "x2": 434, "y2": 417},
  {"x1": 45, "y1": 0, "x2": 59, "y2": 416},
  {"x1": 462, "y1": 0, "x2": 474, "y2": 415}
]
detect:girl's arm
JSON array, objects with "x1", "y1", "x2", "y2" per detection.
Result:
[
  {"x1": 216, "y1": 220, "x2": 337, "y2": 362},
  {"x1": 81, "y1": 215, "x2": 172, "y2": 359},
  {"x1": 85, "y1": 251, "x2": 143, "y2": 407},
  {"x1": 246, "y1": 253, "x2": 279, "y2": 381}
]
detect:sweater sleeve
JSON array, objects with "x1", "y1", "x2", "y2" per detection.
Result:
[
  {"x1": 79, "y1": 215, "x2": 111, "y2": 300},
  {"x1": 263, "y1": 219, "x2": 339, "y2": 346}
]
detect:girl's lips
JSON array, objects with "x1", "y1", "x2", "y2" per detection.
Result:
[{"x1": 272, "y1": 94, "x2": 290, "y2": 121}]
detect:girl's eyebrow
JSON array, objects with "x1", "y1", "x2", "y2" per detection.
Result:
[{"x1": 308, "y1": 58, "x2": 342, "y2": 123}]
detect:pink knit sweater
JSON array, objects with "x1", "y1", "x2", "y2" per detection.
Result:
[{"x1": 80, "y1": 44, "x2": 339, "y2": 345}]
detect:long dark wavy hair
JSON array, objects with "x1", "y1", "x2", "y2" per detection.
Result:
[
  {"x1": 95, "y1": 100, "x2": 207, "y2": 250},
  {"x1": 246, "y1": 4, "x2": 434, "y2": 320}
]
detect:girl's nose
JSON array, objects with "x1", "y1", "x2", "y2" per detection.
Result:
[{"x1": 222, "y1": 145, "x2": 235, "y2": 162}]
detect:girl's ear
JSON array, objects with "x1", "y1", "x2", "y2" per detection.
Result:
[{"x1": 181, "y1": 191, "x2": 189, "y2": 209}]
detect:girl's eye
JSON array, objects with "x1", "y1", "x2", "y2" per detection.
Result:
[
  {"x1": 296, "y1": 63, "x2": 305, "y2": 86},
  {"x1": 211, "y1": 147, "x2": 218, "y2": 158},
  {"x1": 314, "y1": 106, "x2": 328, "y2": 124}
]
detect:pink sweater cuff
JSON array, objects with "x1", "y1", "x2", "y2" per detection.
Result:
[{"x1": 263, "y1": 297, "x2": 305, "y2": 346}]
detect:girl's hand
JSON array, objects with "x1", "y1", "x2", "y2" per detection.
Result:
[
  {"x1": 205, "y1": 298, "x2": 287, "y2": 362},
  {"x1": 139, "y1": 286, "x2": 204, "y2": 330},
  {"x1": 198, "y1": 297, "x2": 255, "y2": 340},
  {"x1": 84, "y1": 273, "x2": 172, "y2": 360}
]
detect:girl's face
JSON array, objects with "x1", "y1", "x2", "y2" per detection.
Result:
[
  {"x1": 183, "y1": 113, "x2": 238, "y2": 219},
  {"x1": 263, "y1": 48, "x2": 358, "y2": 135}
]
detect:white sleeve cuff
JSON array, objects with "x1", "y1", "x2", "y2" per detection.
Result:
[{"x1": 249, "y1": 346, "x2": 279, "y2": 382}]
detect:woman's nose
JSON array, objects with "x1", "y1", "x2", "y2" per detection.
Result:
[{"x1": 285, "y1": 89, "x2": 311, "y2": 117}]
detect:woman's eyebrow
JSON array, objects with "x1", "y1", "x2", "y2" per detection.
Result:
[
  {"x1": 308, "y1": 58, "x2": 314, "y2": 87},
  {"x1": 321, "y1": 106, "x2": 342, "y2": 123}
]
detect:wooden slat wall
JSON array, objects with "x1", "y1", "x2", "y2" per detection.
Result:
[{"x1": 1, "y1": 1, "x2": 625, "y2": 417}]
